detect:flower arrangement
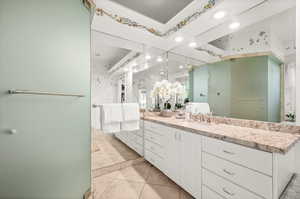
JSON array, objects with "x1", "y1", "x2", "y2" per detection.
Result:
[
  {"x1": 151, "y1": 80, "x2": 172, "y2": 102},
  {"x1": 150, "y1": 80, "x2": 185, "y2": 110}
]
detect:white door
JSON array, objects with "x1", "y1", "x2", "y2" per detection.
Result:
[
  {"x1": 180, "y1": 130, "x2": 202, "y2": 198},
  {"x1": 0, "y1": 1, "x2": 91, "y2": 198}
]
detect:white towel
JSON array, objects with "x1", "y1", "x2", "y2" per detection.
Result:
[
  {"x1": 102, "y1": 103, "x2": 123, "y2": 124},
  {"x1": 122, "y1": 121, "x2": 140, "y2": 131},
  {"x1": 122, "y1": 103, "x2": 140, "y2": 121},
  {"x1": 101, "y1": 103, "x2": 123, "y2": 133},
  {"x1": 187, "y1": 103, "x2": 211, "y2": 114},
  {"x1": 121, "y1": 103, "x2": 140, "y2": 131},
  {"x1": 102, "y1": 122, "x2": 120, "y2": 133}
]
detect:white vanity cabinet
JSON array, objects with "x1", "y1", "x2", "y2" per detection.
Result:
[
  {"x1": 144, "y1": 121, "x2": 202, "y2": 198},
  {"x1": 178, "y1": 129, "x2": 202, "y2": 198},
  {"x1": 118, "y1": 120, "x2": 296, "y2": 199},
  {"x1": 115, "y1": 122, "x2": 144, "y2": 156},
  {"x1": 202, "y1": 136, "x2": 295, "y2": 199}
]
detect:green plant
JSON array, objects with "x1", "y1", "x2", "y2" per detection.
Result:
[
  {"x1": 175, "y1": 103, "x2": 183, "y2": 109},
  {"x1": 164, "y1": 101, "x2": 171, "y2": 110},
  {"x1": 286, "y1": 113, "x2": 296, "y2": 122}
]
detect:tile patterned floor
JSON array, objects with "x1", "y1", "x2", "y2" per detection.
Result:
[
  {"x1": 91, "y1": 129, "x2": 300, "y2": 199},
  {"x1": 280, "y1": 174, "x2": 300, "y2": 199},
  {"x1": 92, "y1": 129, "x2": 140, "y2": 171},
  {"x1": 92, "y1": 161, "x2": 194, "y2": 199}
]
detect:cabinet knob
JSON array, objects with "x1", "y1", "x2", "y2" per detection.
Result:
[
  {"x1": 223, "y1": 150, "x2": 235, "y2": 155},
  {"x1": 222, "y1": 187, "x2": 235, "y2": 196},
  {"x1": 9, "y1": 129, "x2": 18, "y2": 135},
  {"x1": 223, "y1": 169, "x2": 235, "y2": 176}
]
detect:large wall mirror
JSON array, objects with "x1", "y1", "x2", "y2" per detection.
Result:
[{"x1": 132, "y1": 5, "x2": 296, "y2": 123}]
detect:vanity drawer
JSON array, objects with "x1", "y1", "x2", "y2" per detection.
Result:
[
  {"x1": 132, "y1": 143, "x2": 143, "y2": 156},
  {"x1": 202, "y1": 152, "x2": 272, "y2": 199},
  {"x1": 202, "y1": 186, "x2": 225, "y2": 199},
  {"x1": 115, "y1": 132, "x2": 127, "y2": 143},
  {"x1": 145, "y1": 130, "x2": 164, "y2": 145},
  {"x1": 127, "y1": 131, "x2": 137, "y2": 140},
  {"x1": 144, "y1": 121, "x2": 165, "y2": 135},
  {"x1": 133, "y1": 129, "x2": 143, "y2": 137},
  {"x1": 145, "y1": 149, "x2": 165, "y2": 171},
  {"x1": 134, "y1": 134, "x2": 143, "y2": 145},
  {"x1": 203, "y1": 169, "x2": 263, "y2": 199},
  {"x1": 202, "y1": 137, "x2": 272, "y2": 176},
  {"x1": 145, "y1": 139, "x2": 164, "y2": 158}
]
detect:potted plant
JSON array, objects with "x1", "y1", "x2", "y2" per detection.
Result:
[{"x1": 151, "y1": 80, "x2": 185, "y2": 117}]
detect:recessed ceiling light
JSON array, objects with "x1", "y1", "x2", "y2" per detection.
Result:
[
  {"x1": 145, "y1": 54, "x2": 151, "y2": 60},
  {"x1": 179, "y1": 65, "x2": 184, "y2": 69},
  {"x1": 132, "y1": 61, "x2": 138, "y2": 66},
  {"x1": 124, "y1": 68, "x2": 129, "y2": 72},
  {"x1": 144, "y1": 63, "x2": 149, "y2": 69},
  {"x1": 160, "y1": 71, "x2": 165, "y2": 75},
  {"x1": 189, "y1": 42, "x2": 197, "y2": 48},
  {"x1": 229, "y1": 22, "x2": 240, "y2": 29},
  {"x1": 214, "y1": 11, "x2": 226, "y2": 19},
  {"x1": 175, "y1": 36, "x2": 184, "y2": 43},
  {"x1": 157, "y1": 57, "x2": 163, "y2": 62}
]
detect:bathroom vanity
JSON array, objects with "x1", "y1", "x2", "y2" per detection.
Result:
[{"x1": 115, "y1": 115, "x2": 299, "y2": 199}]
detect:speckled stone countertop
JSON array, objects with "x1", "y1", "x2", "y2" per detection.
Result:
[{"x1": 142, "y1": 115, "x2": 300, "y2": 154}]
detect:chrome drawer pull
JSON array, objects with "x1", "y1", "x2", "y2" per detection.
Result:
[
  {"x1": 223, "y1": 169, "x2": 235, "y2": 176},
  {"x1": 223, "y1": 150, "x2": 235, "y2": 155},
  {"x1": 222, "y1": 187, "x2": 235, "y2": 196}
]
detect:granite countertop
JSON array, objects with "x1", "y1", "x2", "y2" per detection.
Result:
[{"x1": 142, "y1": 115, "x2": 300, "y2": 154}]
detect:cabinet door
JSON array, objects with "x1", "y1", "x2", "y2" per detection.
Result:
[
  {"x1": 164, "y1": 129, "x2": 180, "y2": 184},
  {"x1": 179, "y1": 130, "x2": 202, "y2": 198}
]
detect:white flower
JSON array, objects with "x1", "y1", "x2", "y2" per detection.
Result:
[
  {"x1": 171, "y1": 81, "x2": 185, "y2": 96},
  {"x1": 150, "y1": 80, "x2": 186, "y2": 106},
  {"x1": 150, "y1": 80, "x2": 172, "y2": 102}
]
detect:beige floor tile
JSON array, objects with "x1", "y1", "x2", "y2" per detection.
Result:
[
  {"x1": 115, "y1": 162, "x2": 152, "y2": 182},
  {"x1": 180, "y1": 190, "x2": 195, "y2": 199},
  {"x1": 92, "y1": 129, "x2": 141, "y2": 171},
  {"x1": 92, "y1": 163, "x2": 121, "y2": 178},
  {"x1": 140, "y1": 184, "x2": 181, "y2": 199},
  {"x1": 146, "y1": 166, "x2": 179, "y2": 188},
  {"x1": 93, "y1": 174, "x2": 118, "y2": 199},
  {"x1": 100, "y1": 180, "x2": 144, "y2": 199}
]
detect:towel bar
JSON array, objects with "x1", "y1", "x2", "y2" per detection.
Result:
[{"x1": 8, "y1": 89, "x2": 84, "y2": 97}]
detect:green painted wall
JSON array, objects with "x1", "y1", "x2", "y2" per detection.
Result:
[
  {"x1": 190, "y1": 56, "x2": 281, "y2": 122},
  {"x1": 0, "y1": 1, "x2": 91, "y2": 198},
  {"x1": 230, "y1": 56, "x2": 268, "y2": 121},
  {"x1": 208, "y1": 61, "x2": 231, "y2": 117},
  {"x1": 193, "y1": 66, "x2": 209, "y2": 102},
  {"x1": 267, "y1": 57, "x2": 281, "y2": 122}
]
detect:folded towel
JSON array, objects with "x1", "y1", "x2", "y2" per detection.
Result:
[
  {"x1": 102, "y1": 122, "x2": 120, "y2": 133},
  {"x1": 122, "y1": 121, "x2": 139, "y2": 131},
  {"x1": 102, "y1": 103, "x2": 123, "y2": 124},
  {"x1": 187, "y1": 103, "x2": 210, "y2": 114},
  {"x1": 122, "y1": 103, "x2": 140, "y2": 121}
]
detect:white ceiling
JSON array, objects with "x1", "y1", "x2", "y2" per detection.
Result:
[
  {"x1": 92, "y1": 0, "x2": 296, "y2": 75},
  {"x1": 109, "y1": 0, "x2": 193, "y2": 24},
  {"x1": 207, "y1": 8, "x2": 296, "y2": 54},
  {"x1": 270, "y1": 8, "x2": 296, "y2": 44},
  {"x1": 93, "y1": 45, "x2": 130, "y2": 70}
]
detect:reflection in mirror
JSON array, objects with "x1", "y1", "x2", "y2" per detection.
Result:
[
  {"x1": 131, "y1": 6, "x2": 295, "y2": 123},
  {"x1": 188, "y1": 7, "x2": 295, "y2": 123},
  {"x1": 132, "y1": 51, "x2": 202, "y2": 112}
]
